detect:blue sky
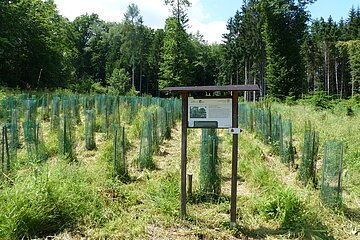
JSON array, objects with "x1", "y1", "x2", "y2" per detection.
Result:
[
  {"x1": 54, "y1": 0, "x2": 359, "y2": 43},
  {"x1": 307, "y1": 0, "x2": 359, "y2": 21}
]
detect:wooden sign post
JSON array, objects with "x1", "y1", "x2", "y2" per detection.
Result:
[{"x1": 163, "y1": 85, "x2": 260, "y2": 224}]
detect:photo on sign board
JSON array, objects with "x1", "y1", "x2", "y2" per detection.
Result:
[{"x1": 190, "y1": 106, "x2": 207, "y2": 118}]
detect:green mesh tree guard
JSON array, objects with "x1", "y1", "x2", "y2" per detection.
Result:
[
  {"x1": 163, "y1": 102, "x2": 172, "y2": 139},
  {"x1": 239, "y1": 103, "x2": 255, "y2": 131},
  {"x1": 58, "y1": 115, "x2": 75, "y2": 161},
  {"x1": 152, "y1": 110, "x2": 160, "y2": 153},
  {"x1": 254, "y1": 108, "x2": 272, "y2": 144},
  {"x1": 1, "y1": 96, "x2": 16, "y2": 122},
  {"x1": 298, "y1": 123, "x2": 319, "y2": 187},
  {"x1": 138, "y1": 112, "x2": 154, "y2": 169},
  {"x1": 61, "y1": 98, "x2": 72, "y2": 117},
  {"x1": 321, "y1": 141, "x2": 343, "y2": 207},
  {"x1": 254, "y1": 108, "x2": 263, "y2": 139},
  {"x1": 124, "y1": 97, "x2": 138, "y2": 122},
  {"x1": 1, "y1": 125, "x2": 11, "y2": 174},
  {"x1": 25, "y1": 99, "x2": 37, "y2": 122},
  {"x1": 23, "y1": 120, "x2": 36, "y2": 146},
  {"x1": 10, "y1": 109, "x2": 19, "y2": 150},
  {"x1": 270, "y1": 114, "x2": 283, "y2": 155},
  {"x1": 51, "y1": 96, "x2": 60, "y2": 130},
  {"x1": 99, "y1": 95, "x2": 113, "y2": 138},
  {"x1": 23, "y1": 121, "x2": 47, "y2": 163},
  {"x1": 85, "y1": 109, "x2": 96, "y2": 150},
  {"x1": 35, "y1": 124, "x2": 48, "y2": 163},
  {"x1": 2, "y1": 110, "x2": 19, "y2": 167},
  {"x1": 84, "y1": 96, "x2": 95, "y2": 111},
  {"x1": 199, "y1": 128, "x2": 221, "y2": 196},
  {"x1": 113, "y1": 126, "x2": 128, "y2": 180},
  {"x1": 111, "y1": 97, "x2": 121, "y2": 128},
  {"x1": 155, "y1": 108, "x2": 167, "y2": 144},
  {"x1": 40, "y1": 94, "x2": 50, "y2": 121},
  {"x1": 280, "y1": 120, "x2": 294, "y2": 166},
  {"x1": 70, "y1": 95, "x2": 81, "y2": 124},
  {"x1": 95, "y1": 95, "x2": 104, "y2": 115}
]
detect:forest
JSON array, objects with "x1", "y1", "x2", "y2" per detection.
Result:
[
  {"x1": 1, "y1": 1, "x2": 360, "y2": 239},
  {"x1": 0, "y1": 0, "x2": 360, "y2": 99}
]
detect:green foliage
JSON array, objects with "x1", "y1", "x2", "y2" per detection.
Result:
[
  {"x1": 256, "y1": 187, "x2": 305, "y2": 230},
  {"x1": 72, "y1": 14, "x2": 107, "y2": 85},
  {"x1": 337, "y1": 40, "x2": 360, "y2": 95},
  {"x1": 144, "y1": 172, "x2": 180, "y2": 216},
  {"x1": 106, "y1": 68, "x2": 131, "y2": 95},
  {"x1": 0, "y1": 162, "x2": 106, "y2": 239},
  {"x1": 126, "y1": 86, "x2": 139, "y2": 96},
  {"x1": 0, "y1": 0, "x2": 74, "y2": 89},
  {"x1": 300, "y1": 91, "x2": 335, "y2": 110},
  {"x1": 159, "y1": 17, "x2": 194, "y2": 88},
  {"x1": 261, "y1": 0, "x2": 307, "y2": 99}
]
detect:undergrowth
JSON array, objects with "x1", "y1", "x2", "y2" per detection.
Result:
[{"x1": 0, "y1": 161, "x2": 106, "y2": 239}]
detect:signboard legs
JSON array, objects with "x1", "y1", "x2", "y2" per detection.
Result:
[
  {"x1": 179, "y1": 91, "x2": 239, "y2": 224},
  {"x1": 181, "y1": 92, "x2": 188, "y2": 220},
  {"x1": 230, "y1": 91, "x2": 239, "y2": 224}
]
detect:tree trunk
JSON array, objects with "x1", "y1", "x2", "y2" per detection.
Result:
[
  {"x1": 244, "y1": 60, "x2": 248, "y2": 101},
  {"x1": 340, "y1": 60, "x2": 344, "y2": 98},
  {"x1": 253, "y1": 73, "x2": 256, "y2": 102},
  {"x1": 139, "y1": 63, "x2": 142, "y2": 95},
  {"x1": 327, "y1": 54, "x2": 330, "y2": 94},
  {"x1": 236, "y1": 65, "x2": 239, "y2": 85},
  {"x1": 132, "y1": 60, "x2": 135, "y2": 88},
  {"x1": 335, "y1": 60, "x2": 339, "y2": 96},
  {"x1": 324, "y1": 41, "x2": 328, "y2": 94}
]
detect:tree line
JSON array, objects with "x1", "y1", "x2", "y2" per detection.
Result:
[{"x1": 0, "y1": 0, "x2": 359, "y2": 99}]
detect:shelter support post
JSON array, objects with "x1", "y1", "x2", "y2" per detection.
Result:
[
  {"x1": 180, "y1": 92, "x2": 188, "y2": 220},
  {"x1": 230, "y1": 91, "x2": 239, "y2": 224}
]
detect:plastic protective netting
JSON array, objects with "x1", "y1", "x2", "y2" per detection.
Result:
[
  {"x1": 321, "y1": 141, "x2": 343, "y2": 207},
  {"x1": 85, "y1": 109, "x2": 96, "y2": 150},
  {"x1": 199, "y1": 128, "x2": 221, "y2": 195},
  {"x1": 298, "y1": 122, "x2": 319, "y2": 186},
  {"x1": 113, "y1": 126, "x2": 128, "y2": 180},
  {"x1": 0, "y1": 93, "x2": 182, "y2": 176},
  {"x1": 239, "y1": 103, "x2": 294, "y2": 166},
  {"x1": 138, "y1": 111, "x2": 154, "y2": 169}
]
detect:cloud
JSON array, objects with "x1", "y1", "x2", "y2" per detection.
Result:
[
  {"x1": 189, "y1": 19, "x2": 226, "y2": 44},
  {"x1": 54, "y1": 0, "x2": 169, "y2": 28},
  {"x1": 54, "y1": 0, "x2": 225, "y2": 43},
  {"x1": 188, "y1": 0, "x2": 211, "y2": 21}
]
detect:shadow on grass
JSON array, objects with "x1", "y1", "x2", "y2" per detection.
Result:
[
  {"x1": 221, "y1": 175, "x2": 245, "y2": 183},
  {"x1": 222, "y1": 223, "x2": 335, "y2": 240},
  {"x1": 188, "y1": 191, "x2": 230, "y2": 204},
  {"x1": 343, "y1": 205, "x2": 360, "y2": 223}
]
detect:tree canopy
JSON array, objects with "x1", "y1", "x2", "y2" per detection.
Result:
[{"x1": 0, "y1": 0, "x2": 359, "y2": 99}]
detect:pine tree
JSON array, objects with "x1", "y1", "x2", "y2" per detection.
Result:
[
  {"x1": 159, "y1": 0, "x2": 194, "y2": 88},
  {"x1": 261, "y1": 0, "x2": 308, "y2": 99}
]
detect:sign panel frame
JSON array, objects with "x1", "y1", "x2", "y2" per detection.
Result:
[{"x1": 187, "y1": 97, "x2": 232, "y2": 129}]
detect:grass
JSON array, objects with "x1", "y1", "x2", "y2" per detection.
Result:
[
  {"x1": 272, "y1": 102, "x2": 360, "y2": 209},
  {"x1": 0, "y1": 160, "x2": 107, "y2": 239},
  {"x1": 0, "y1": 96, "x2": 359, "y2": 239}
]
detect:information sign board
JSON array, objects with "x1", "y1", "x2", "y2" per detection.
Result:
[{"x1": 188, "y1": 97, "x2": 232, "y2": 128}]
